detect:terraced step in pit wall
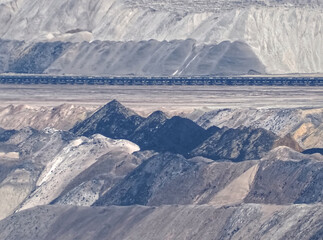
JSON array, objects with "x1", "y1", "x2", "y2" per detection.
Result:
[{"x1": 1, "y1": 75, "x2": 323, "y2": 86}]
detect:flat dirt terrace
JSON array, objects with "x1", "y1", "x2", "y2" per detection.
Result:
[{"x1": 0, "y1": 84, "x2": 322, "y2": 115}]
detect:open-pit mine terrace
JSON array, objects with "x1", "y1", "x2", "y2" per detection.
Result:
[
  {"x1": 1, "y1": 75, "x2": 322, "y2": 86},
  {"x1": 1, "y1": 75, "x2": 322, "y2": 115}
]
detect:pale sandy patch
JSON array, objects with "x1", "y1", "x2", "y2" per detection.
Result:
[{"x1": 208, "y1": 164, "x2": 259, "y2": 206}]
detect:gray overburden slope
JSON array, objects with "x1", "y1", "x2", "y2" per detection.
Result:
[
  {"x1": 190, "y1": 108, "x2": 323, "y2": 149},
  {"x1": 0, "y1": 39, "x2": 265, "y2": 76},
  {"x1": 72, "y1": 100, "x2": 302, "y2": 160},
  {"x1": 0, "y1": 100, "x2": 322, "y2": 239},
  {"x1": 0, "y1": 204, "x2": 322, "y2": 240},
  {"x1": 0, "y1": 0, "x2": 322, "y2": 74}
]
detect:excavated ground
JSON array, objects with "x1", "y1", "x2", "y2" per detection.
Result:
[{"x1": 0, "y1": 84, "x2": 322, "y2": 116}]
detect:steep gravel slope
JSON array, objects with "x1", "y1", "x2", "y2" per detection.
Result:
[
  {"x1": 192, "y1": 108, "x2": 323, "y2": 149},
  {"x1": 0, "y1": 203, "x2": 322, "y2": 240},
  {"x1": 0, "y1": 0, "x2": 321, "y2": 74},
  {"x1": 245, "y1": 147, "x2": 323, "y2": 204},
  {"x1": 190, "y1": 127, "x2": 302, "y2": 161},
  {"x1": 95, "y1": 148, "x2": 321, "y2": 207},
  {"x1": 0, "y1": 39, "x2": 265, "y2": 76},
  {"x1": 0, "y1": 126, "x2": 141, "y2": 219},
  {"x1": 19, "y1": 134, "x2": 139, "y2": 211},
  {"x1": 72, "y1": 100, "x2": 145, "y2": 139},
  {"x1": 72, "y1": 100, "x2": 303, "y2": 160},
  {"x1": 51, "y1": 150, "x2": 156, "y2": 206},
  {"x1": 94, "y1": 153, "x2": 258, "y2": 206}
]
